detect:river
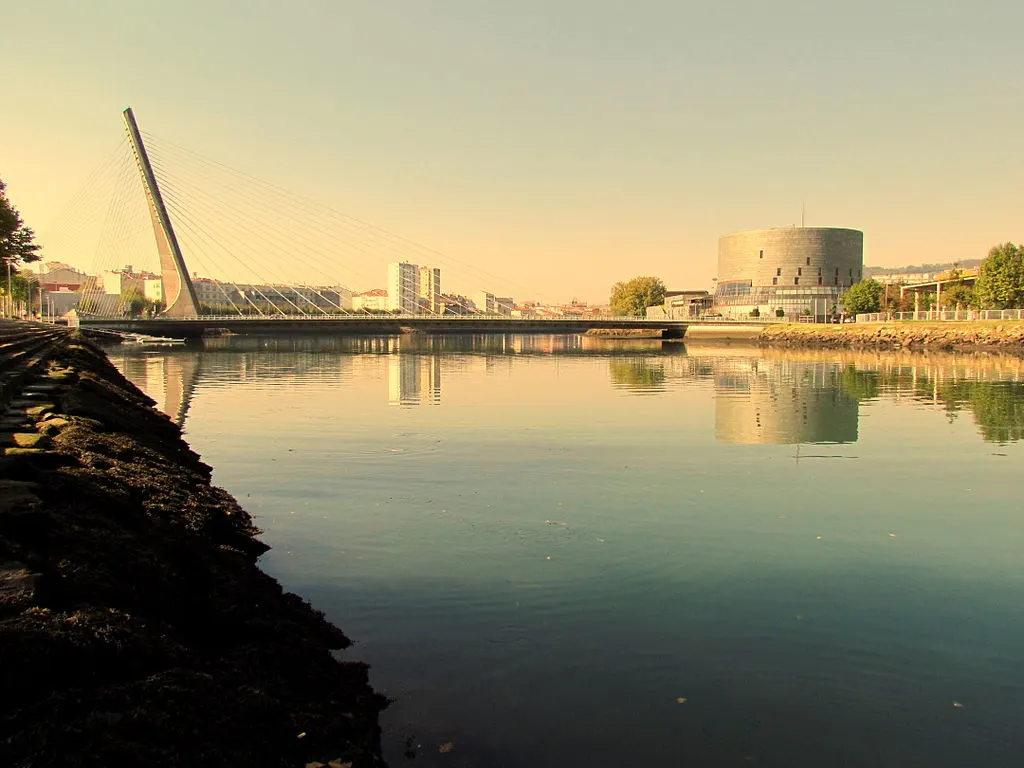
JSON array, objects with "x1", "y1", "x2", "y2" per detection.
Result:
[{"x1": 110, "y1": 334, "x2": 1024, "y2": 768}]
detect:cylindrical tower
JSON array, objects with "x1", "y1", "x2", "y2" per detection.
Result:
[{"x1": 714, "y1": 227, "x2": 863, "y2": 318}]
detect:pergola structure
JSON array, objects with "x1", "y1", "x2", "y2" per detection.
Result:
[{"x1": 898, "y1": 270, "x2": 979, "y2": 309}]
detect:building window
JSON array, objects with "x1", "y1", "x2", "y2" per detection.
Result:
[
  {"x1": 849, "y1": 268, "x2": 853, "y2": 277},
  {"x1": 772, "y1": 277, "x2": 778, "y2": 285},
  {"x1": 794, "y1": 277, "x2": 800, "y2": 285},
  {"x1": 818, "y1": 277, "x2": 823, "y2": 285},
  {"x1": 797, "y1": 267, "x2": 802, "y2": 276},
  {"x1": 759, "y1": 250, "x2": 764, "y2": 259},
  {"x1": 805, "y1": 257, "x2": 810, "y2": 266},
  {"x1": 817, "y1": 267, "x2": 822, "y2": 276},
  {"x1": 835, "y1": 267, "x2": 840, "y2": 276},
  {"x1": 776, "y1": 268, "x2": 782, "y2": 276},
  {"x1": 834, "y1": 277, "x2": 839, "y2": 285}
]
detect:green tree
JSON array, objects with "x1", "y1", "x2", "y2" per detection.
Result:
[
  {"x1": 839, "y1": 366, "x2": 880, "y2": 402},
  {"x1": 969, "y1": 382, "x2": 1024, "y2": 444},
  {"x1": 609, "y1": 359, "x2": 666, "y2": 390},
  {"x1": 609, "y1": 276, "x2": 666, "y2": 316},
  {"x1": 941, "y1": 282, "x2": 978, "y2": 309},
  {"x1": 975, "y1": 242, "x2": 1024, "y2": 309},
  {"x1": 0, "y1": 177, "x2": 42, "y2": 269},
  {"x1": 842, "y1": 278, "x2": 884, "y2": 314},
  {"x1": 121, "y1": 287, "x2": 149, "y2": 317}
]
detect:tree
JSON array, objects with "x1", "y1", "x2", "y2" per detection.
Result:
[
  {"x1": 842, "y1": 278, "x2": 884, "y2": 314},
  {"x1": 121, "y1": 287, "x2": 150, "y2": 317},
  {"x1": 941, "y1": 282, "x2": 978, "y2": 309},
  {"x1": 975, "y1": 242, "x2": 1024, "y2": 309},
  {"x1": 0, "y1": 177, "x2": 42, "y2": 269},
  {"x1": 609, "y1": 359, "x2": 666, "y2": 390},
  {"x1": 609, "y1": 276, "x2": 665, "y2": 316}
]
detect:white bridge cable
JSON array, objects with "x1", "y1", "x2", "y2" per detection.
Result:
[
  {"x1": 155, "y1": 191, "x2": 310, "y2": 316},
  {"x1": 144, "y1": 138, "x2": 476, "y2": 316},
  {"x1": 146, "y1": 153, "x2": 372, "y2": 308},
  {"x1": 140, "y1": 132, "x2": 525, "y2": 313},
  {"x1": 146, "y1": 149, "x2": 470, "y2": 317},
  {"x1": 143, "y1": 136, "x2": 427, "y2": 269},
  {"x1": 146, "y1": 158, "x2": 478, "y2": 319},
  {"x1": 94, "y1": 153, "x2": 152, "y2": 313},
  {"x1": 103, "y1": 158, "x2": 158, "y2": 316},
  {"x1": 38, "y1": 139, "x2": 135, "y2": 270},
  {"x1": 154, "y1": 183, "x2": 333, "y2": 318},
  {"x1": 145, "y1": 144, "x2": 385, "y2": 285},
  {"x1": 153, "y1": 181, "x2": 331, "y2": 317},
  {"x1": 85, "y1": 154, "x2": 138, "y2": 315},
  {"x1": 142, "y1": 146, "x2": 483, "y2": 316},
  {"x1": 150, "y1": 194, "x2": 254, "y2": 315},
  {"x1": 144, "y1": 145, "x2": 437, "y2": 312}
]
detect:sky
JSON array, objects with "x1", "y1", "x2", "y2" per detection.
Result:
[{"x1": 2, "y1": 0, "x2": 1022, "y2": 303}]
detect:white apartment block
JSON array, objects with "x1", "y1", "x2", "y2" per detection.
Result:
[
  {"x1": 388, "y1": 262, "x2": 420, "y2": 313},
  {"x1": 474, "y1": 291, "x2": 514, "y2": 315},
  {"x1": 474, "y1": 291, "x2": 496, "y2": 313},
  {"x1": 418, "y1": 266, "x2": 441, "y2": 314}
]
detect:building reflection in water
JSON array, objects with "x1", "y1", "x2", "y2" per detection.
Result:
[
  {"x1": 107, "y1": 336, "x2": 1024, "y2": 446},
  {"x1": 114, "y1": 352, "x2": 201, "y2": 427},
  {"x1": 713, "y1": 358, "x2": 859, "y2": 444},
  {"x1": 388, "y1": 354, "x2": 441, "y2": 407}
]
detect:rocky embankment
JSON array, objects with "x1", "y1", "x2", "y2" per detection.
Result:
[
  {"x1": 0, "y1": 321, "x2": 386, "y2": 768},
  {"x1": 759, "y1": 321, "x2": 1024, "y2": 350}
]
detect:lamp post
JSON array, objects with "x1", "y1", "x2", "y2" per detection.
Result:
[{"x1": 5, "y1": 260, "x2": 11, "y2": 318}]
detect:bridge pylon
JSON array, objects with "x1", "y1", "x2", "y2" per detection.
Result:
[{"x1": 122, "y1": 107, "x2": 200, "y2": 318}]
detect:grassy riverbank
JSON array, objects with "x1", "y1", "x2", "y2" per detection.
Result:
[
  {"x1": 0, "y1": 323, "x2": 386, "y2": 767},
  {"x1": 759, "y1": 321, "x2": 1024, "y2": 350}
]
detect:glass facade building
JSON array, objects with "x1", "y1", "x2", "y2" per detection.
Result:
[{"x1": 714, "y1": 227, "x2": 864, "y2": 318}]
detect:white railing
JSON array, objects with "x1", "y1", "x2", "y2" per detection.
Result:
[
  {"x1": 88, "y1": 313, "x2": 679, "y2": 323},
  {"x1": 856, "y1": 310, "x2": 1024, "y2": 323},
  {"x1": 80, "y1": 311, "x2": 791, "y2": 324}
]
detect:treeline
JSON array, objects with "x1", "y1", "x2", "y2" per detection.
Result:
[
  {"x1": 864, "y1": 259, "x2": 983, "y2": 277},
  {"x1": 847, "y1": 243, "x2": 1024, "y2": 313}
]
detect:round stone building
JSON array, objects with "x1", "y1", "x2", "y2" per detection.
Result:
[{"x1": 715, "y1": 227, "x2": 864, "y2": 318}]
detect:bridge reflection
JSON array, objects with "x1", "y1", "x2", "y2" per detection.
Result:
[{"x1": 106, "y1": 335, "x2": 1024, "y2": 445}]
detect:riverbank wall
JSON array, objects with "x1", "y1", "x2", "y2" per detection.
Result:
[
  {"x1": 757, "y1": 321, "x2": 1024, "y2": 351},
  {"x1": 0, "y1": 321, "x2": 386, "y2": 768}
]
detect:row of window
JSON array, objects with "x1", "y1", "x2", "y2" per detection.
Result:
[
  {"x1": 772, "y1": 266, "x2": 860, "y2": 278},
  {"x1": 758, "y1": 251, "x2": 856, "y2": 273},
  {"x1": 771, "y1": 277, "x2": 849, "y2": 286}
]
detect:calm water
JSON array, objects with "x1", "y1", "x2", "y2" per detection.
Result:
[{"x1": 110, "y1": 335, "x2": 1024, "y2": 768}]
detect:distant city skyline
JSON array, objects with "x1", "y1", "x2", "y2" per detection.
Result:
[{"x1": 4, "y1": 0, "x2": 1022, "y2": 303}]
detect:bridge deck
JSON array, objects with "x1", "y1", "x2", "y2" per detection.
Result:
[{"x1": 74, "y1": 315, "x2": 724, "y2": 339}]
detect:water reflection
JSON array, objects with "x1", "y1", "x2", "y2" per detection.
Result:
[
  {"x1": 713, "y1": 358, "x2": 859, "y2": 444},
  {"x1": 870, "y1": 366, "x2": 1024, "y2": 444},
  {"x1": 107, "y1": 335, "x2": 1024, "y2": 445},
  {"x1": 115, "y1": 352, "x2": 202, "y2": 427},
  {"x1": 388, "y1": 354, "x2": 441, "y2": 407}
]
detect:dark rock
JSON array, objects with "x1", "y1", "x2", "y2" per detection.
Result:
[{"x1": 0, "y1": 328, "x2": 386, "y2": 767}]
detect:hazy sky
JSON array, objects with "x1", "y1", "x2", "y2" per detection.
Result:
[{"x1": 3, "y1": 0, "x2": 1021, "y2": 302}]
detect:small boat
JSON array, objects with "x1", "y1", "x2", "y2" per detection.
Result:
[{"x1": 122, "y1": 333, "x2": 186, "y2": 345}]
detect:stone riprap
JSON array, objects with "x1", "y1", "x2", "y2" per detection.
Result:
[
  {"x1": 0, "y1": 321, "x2": 386, "y2": 768},
  {"x1": 759, "y1": 321, "x2": 1024, "y2": 350}
]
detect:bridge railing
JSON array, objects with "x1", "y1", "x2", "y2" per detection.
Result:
[
  {"x1": 856, "y1": 310, "x2": 1024, "y2": 323},
  {"x1": 83, "y1": 312, "x2": 689, "y2": 323}
]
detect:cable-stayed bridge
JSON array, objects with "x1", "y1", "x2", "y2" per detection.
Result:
[{"x1": 57, "y1": 108, "x2": 690, "y2": 337}]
